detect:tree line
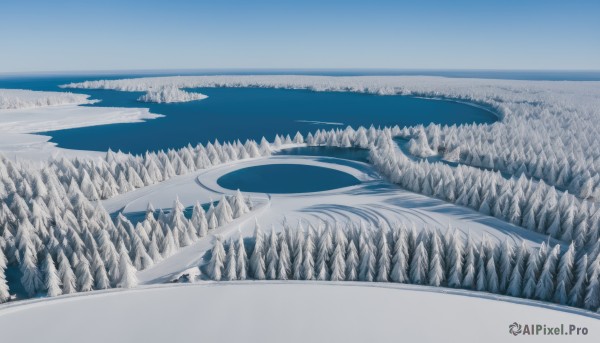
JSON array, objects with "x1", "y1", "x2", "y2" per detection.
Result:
[{"x1": 207, "y1": 221, "x2": 600, "y2": 312}]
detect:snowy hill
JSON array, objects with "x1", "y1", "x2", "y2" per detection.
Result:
[{"x1": 0, "y1": 282, "x2": 597, "y2": 343}]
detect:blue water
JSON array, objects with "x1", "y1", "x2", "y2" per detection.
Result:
[
  {"x1": 0, "y1": 72, "x2": 501, "y2": 154},
  {"x1": 277, "y1": 146, "x2": 370, "y2": 163},
  {"x1": 31, "y1": 86, "x2": 496, "y2": 154},
  {"x1": 217, "y1": 164, "x2": 361, "y2": 193}
]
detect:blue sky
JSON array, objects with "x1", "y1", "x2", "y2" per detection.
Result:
[{"x1": 0, "y1": 0, "x2": 599, "y2": 72}]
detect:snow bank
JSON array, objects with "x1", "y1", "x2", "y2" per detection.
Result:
[
  {"x1": 138, "y1": 86, "x2": 208, "y2": 103},
  {"x1": 0, "y1": 282, "x2": 597, "y2": 343}
]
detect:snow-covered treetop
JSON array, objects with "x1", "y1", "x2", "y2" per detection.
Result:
[
  {"x1": 0, "y1": 89, "x2": 96, "y2": 110},
  {"x1": 138, "y1": 86, "x2": 208, "y2": 104}
]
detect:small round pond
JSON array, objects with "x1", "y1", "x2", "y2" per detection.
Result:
[{"x1": 217, "y1": 164, "x2": 361, "y2": 193}]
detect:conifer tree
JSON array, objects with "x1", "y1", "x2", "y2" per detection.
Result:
[
  {"x1": 57, "y1": 250, "x2": 77, "y2": 294},
  {"x1": 20, "y1": 244, "x2": 42, "y2": 297},
  {"x1": 236, "y1": 234, "x2": 248, "y2": 280},
  {"x1": 390, "y1": 230, "x2": 409, "y2": 284},
  {"x1": 376, "y1": 229, "x2": 391, "y2": 282},
  {"x1": 277, "y1": 233, "x2": 291, "y2": 280},
  {"x1": 117, "y1": 247, "x2": 138, "y2": 288},
  {"x1": 535, "y1": 245, "x2": 560, "y2": 301},
  {"x1": 345, "y1": 240, "x2": 359, "y2": 281},
  {"x1": 568, "y1": 254, "x2": 588, "y2": 308},
  {"x1": 302, "y1": 226, "x2": 316, "y2": 280},
  {"x1": 75, "y1": 253, "x2": 94, "y2": 292},
  {"x1": 224, "y1": 240, "x2": 237, "y2": 281},
  {"x1": 410, "y1": 242, "x2": 428, "y2": 285},
  {"x1": 265, "y1": 229, "x2": 279, "y2": 280},
  {"x1": 42, "y1": 253, "x2": 62, "y2": 297},
  {"x1": 250, "y1": 223, "x2": 266, "y2": 280},
  {"x1": 292, "y1": 227, "x2": 304, "y2": 280},
  {"x1": 0, "y1": 248, "x2": 10, "y2": 303}
]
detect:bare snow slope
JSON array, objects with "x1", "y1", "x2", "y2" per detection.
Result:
[{"x1": 0, "y1": 282, "x2": 597, "y2": 343}]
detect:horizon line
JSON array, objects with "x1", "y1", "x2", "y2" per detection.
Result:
[{"x1": 2, "y1": 67, "x2": 600, "y2": 77}]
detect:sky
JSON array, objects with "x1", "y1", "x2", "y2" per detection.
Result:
[{"x1": 0, "y1": 0, "x2": 599, "y2": 73}]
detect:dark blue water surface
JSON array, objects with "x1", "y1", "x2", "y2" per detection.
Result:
[
  {"x1": 217, "y1": 164, "x2": 361, "y2": 193},
  {"x1": 277, "y1": 146, "x2": 370, "y2": 163},
  {"x1": 0, "y1": 72, "x2": 502, "y2": 154},
  {"x1": 0, "y1": 74, "x2": 498, "y2": 154}
]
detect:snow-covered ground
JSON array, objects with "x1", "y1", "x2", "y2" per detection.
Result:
[
  {"x1": 0, "y1": 89, "x2": 162, "y2": 160},
  {"x1": 105, "y1": 155, "x2": 559, "y2": 284},
  {"x1": 1, "y1": 77, "x2": 599, "y2": 325},
  {"x1": 0, "y1": 103, "x2": 160, "y2": 134},
  {"x1": 0, "y1": 282, "x2": 597, "y2": 343}
]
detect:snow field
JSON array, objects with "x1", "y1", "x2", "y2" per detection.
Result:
[{"x1": 0, "y1": 282, "x2": 598, "y2": 343}]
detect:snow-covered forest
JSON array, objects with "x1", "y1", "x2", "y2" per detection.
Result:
[
  {"x1": 1, "y1": 125, "x2": 600, "y2": 308},
  {"x1": 0, "y1": 89, "x2": 94, "y2": 110},
  {"x1": 63, "y1": 75, "x2": 600, "y2": 200},
  {"x1": 138, "y1": 86, "x2": 208, "y2": 103},
  {"x1": 207, "y1": 221, "x2": 600, "y2": 311},
  {"x1": 0, "y1": 138, "x2": 261, "y2": 302},
  {"x1": 2, "y1": 75, "x2": 600, "y2": 317}
]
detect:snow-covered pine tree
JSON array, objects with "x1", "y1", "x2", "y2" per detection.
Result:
[
  {"x1": 57, "y1": 250, "x2": 77, "y2": 294},
  {"x1": 20, "y1": 244, "x2": 42, "y2": 297},
  {"x1": 302, "y1": 226, "x2": 316, "y2": 280},
  {"x1": 0, "y1": 247, "x2": 10, "y2": 303},
  {"x1": 345, "y1": 240, "x2": 359, "y2": 281},
  {"x1": 75, "y1": 252, "x2": 94, "y2": 292},
  {"x1": 330, "y1": 244, "x2": 346, "y2": 281},
  {"x1": 410, "y1": 242, "x2": 428, "y2": 285},
  {"x1": 117, "y1": 247, "x2": 138, "y2": 288},
  {"x1": 507, "y1": 242, "x2": 528, "y2": 297},
  {"x1": 315, "y1": 225, "x2": 333, "y2": 281},
  {"x1": 208, "y1": 235, "x2": 226, "y2": 281},
  {"x1": 277, "y1": 233, "x2": 291, "y2": 280},
  {"x1": 292, "y1": 225, "x2": 304, "y2": 280},
  {"x1": 250, "y1": 222, "x2": 266, "y2": 280},
  {"x1": 376, "y1": 228, "x2": 391, "y2": 282},
  {"x1": 229, "y1": 235, "x2": 245, "y2": 282},
  {"x1": 535, "y1": 245, "x2": 560, "y2": 301},
  {"x1": 224, "y1": 240, "x2": 237, "y2": 281},
  {"x1": 42, "y1": 253, "x2": 62, "y2": 297},
  {"x1": 265, "y1": 229, "x2": 279, "y2": 280},
  {"x1": 390, "y1": 228, "x2": 409, "y2": 284},
  {"x1": 568, "y1": 254, "x2": 588, "y2": 308}
]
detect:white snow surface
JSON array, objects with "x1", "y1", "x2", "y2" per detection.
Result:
[
  {"x1": 0, "y1": 89, "x2": 162, "y2": 160},
  {"x1": 0, "y1": 282, "x2": 597, "y2": 343},
  {"x1": 0, "y1": 103, "x2": 161, "y2": 134},
  {"x1": 99, "y1": 155, "x2": 558, "y2": 284}
]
